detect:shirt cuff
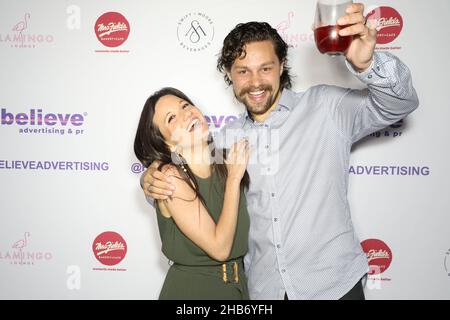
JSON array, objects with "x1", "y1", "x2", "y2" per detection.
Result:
[{"x1": 345, "y1": 52, "x2": 387, "y2": 85}]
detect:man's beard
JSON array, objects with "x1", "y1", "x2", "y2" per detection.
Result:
[{"x1": 235, "y1": 84, "x2": 280, "y2": 116}]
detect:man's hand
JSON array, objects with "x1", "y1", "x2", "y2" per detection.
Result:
[
  {"x1": 142, "y1": 161, "x2": 176, "y2": 200},
  {"x1": 338, "y1": 3, "x2": 377, "y2": 72}
]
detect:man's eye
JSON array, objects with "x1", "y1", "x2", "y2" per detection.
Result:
[
  {"x1": 238, "y1": 70, "x2": 247, "y2": 75},
  {"x1": 263, "y1": 68, "x2": 271, "y2": 72},
  {"x1": 168, "y1": 115, "x2": 175, "y2": 123}
]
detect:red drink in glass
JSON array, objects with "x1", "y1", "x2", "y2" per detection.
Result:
[
  {"x1": 314, "y1": 24, "x2": 352, "y2": 55},
  {"x1": 314, "y1": 0, "x2": 353, "y2": 56}
]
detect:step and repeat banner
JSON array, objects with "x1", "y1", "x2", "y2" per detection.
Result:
[{"x1": 1, "y1": 0, "x2": 449, "y2": 299}]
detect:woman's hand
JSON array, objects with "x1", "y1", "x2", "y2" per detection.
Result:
[{"x1": 225, "y1": 139, "x2": 250, "y2": 181}]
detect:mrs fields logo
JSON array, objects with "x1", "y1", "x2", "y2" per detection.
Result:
[
  {"x1": 366, "y1": 6, "x2": 404, "y2": 50},
  {"x1": 0, "y1": 13, "x2": 55, "y2": 49},
  {"x1": 361, "y1": 238, "x2": 393, "y2": 282},
  {"x1": 92, "y1": 231, "x2": 127, "y2": 271},
  {"x1": 94, "y1": 12, "x2": 130, "y2": 53},
  {"x1": 0, "y1": 232, "x2": 53, "y2": 266},
  {"x1": 177, "y1": 12, "x2": 214, "y2": 52}
]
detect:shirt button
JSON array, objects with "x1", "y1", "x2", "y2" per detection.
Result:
[
  {"x1": 274, "y1": 218, "x2": 278, "y2": 222},
  {"x1": 368, "y1": 74, "x2": 373, "y2": 79},
  {"x1": 281, "y1": 269, "x2": 286, "y2": 273},
  {"x1": 271, "y1": 193, "x2": 275, "y2": 197},
  {"x1": 277, "y1": 244, "x2": 281, "y2": 249},
  {"x1": 265, "y1": 145, "x2": 269, "y2": 149}
]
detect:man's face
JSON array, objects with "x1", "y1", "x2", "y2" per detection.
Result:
[{"x1": 228, "y1": 40, "x2": 283, "y2": 118}]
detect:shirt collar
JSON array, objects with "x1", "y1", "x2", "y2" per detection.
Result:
[{"x1": 244, "y1": 88, "x2": 295, "y2": 123}]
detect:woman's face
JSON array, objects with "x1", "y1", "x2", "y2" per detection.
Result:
[{"x1": 153, "y1": 94, "x2": 209, "y2": 151}]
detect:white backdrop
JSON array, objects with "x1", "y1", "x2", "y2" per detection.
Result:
[{"x1": 1, "y1": 0, "x2": 449, "y2": 300}]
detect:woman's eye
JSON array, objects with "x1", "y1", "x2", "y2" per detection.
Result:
[
  {"x1": 182, "y1": 103, "x2": 189, "y2": 109},
  {"x1": 168, "y1": 115, "x2": 175, "y2": 123}
]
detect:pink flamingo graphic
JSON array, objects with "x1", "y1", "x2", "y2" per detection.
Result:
[
  {"x1": 12, "y1": 13, "x2": 30, "y2": 47},
  {"x1": 12, "y1": 232, "x2": 30, "y2": 265},
  {"x1": 276, "y1": 11, "x2": 294, "y2": 34}
]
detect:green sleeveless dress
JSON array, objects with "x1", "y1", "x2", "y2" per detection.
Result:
[{"x1": 156, "y1": 169, "x2": 250, "y2": 300}]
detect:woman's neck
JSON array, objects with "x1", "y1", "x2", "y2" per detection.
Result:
[{"x1": 179, "y1": 141, "x2": 212, "y2": 178}]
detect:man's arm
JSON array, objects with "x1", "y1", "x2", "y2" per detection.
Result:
[
  {"x1": 323, "y1": 2, "x2": 419, "y2": 143},
  {"x1": 327, "y1": 52, "x2": 419, "y2": 143}
]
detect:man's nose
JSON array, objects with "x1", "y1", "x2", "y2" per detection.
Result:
[{"x1": 249, "y1": 72, "x2": 262, "y2": 88}]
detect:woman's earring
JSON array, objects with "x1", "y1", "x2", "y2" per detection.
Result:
[
  {"x1": 172, "y1": 148, "x2": 188, "y2": 174},
  {"x1": 179, "y1": 155, "x2": 188, "y2": 174}
]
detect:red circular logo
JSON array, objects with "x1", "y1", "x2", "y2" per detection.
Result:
[
  {"x1": 366, "y1": 6, "x2": 403, "y2": 45},
  {"x1": 92, "y1": 231, "x2": 127, "y2": 266},
  {"x1": 361, "y1": 239, "x2": 393, "y2": 275},
  {"x1": 95, "y1": 12, "x2": 130, "y2": 47}
]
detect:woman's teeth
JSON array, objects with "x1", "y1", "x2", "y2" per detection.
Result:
[{"x1": 188, "y1": 119, "x2": 200, "y2": 132}]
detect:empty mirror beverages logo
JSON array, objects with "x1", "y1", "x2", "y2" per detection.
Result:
[
  {"x1": 1, "y1": 108, "x2": 87, "y2": 136},
  {"x1": 95, "y1": 12, "x2": 130, "y2": 52},
  {"x1": 361, "y1": 238, "x2": 393, "y2": 275},
  {"x1": 0, "y1": 13, "x2": 55, "y2": 49},
  {"x1": 0, "y1": 232, "x2": 53, "y2": 266},
  {"x1": 92, "y1": 231, "x2": 127, "y2": 267},
  {"x1": 177, "y1": 12, "x2": 214, "y2": 52},
  {"x1": 366, "y1": 6, "x2": 403, "y2": 45}
]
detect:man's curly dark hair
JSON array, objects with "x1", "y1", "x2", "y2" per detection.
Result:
[{"x1": 217, "y1": 21, "x2": 292, "y2": 89}]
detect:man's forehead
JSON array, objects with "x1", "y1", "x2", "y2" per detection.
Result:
[{"x1": 232, "y1": 41, "x2": 277, "y2": 63}]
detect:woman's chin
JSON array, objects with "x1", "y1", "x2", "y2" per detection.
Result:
[{"x1": 178, "y1": 130, "x2": 210, "y2": 149}]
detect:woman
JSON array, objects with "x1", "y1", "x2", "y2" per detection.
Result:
[{"x1": 134, "y1": 87, "x2": 251, "y2": 300}]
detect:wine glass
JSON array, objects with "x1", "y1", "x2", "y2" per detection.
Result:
[{"x1": 314, "y1": 0, "x2": 353, "y2": 56}]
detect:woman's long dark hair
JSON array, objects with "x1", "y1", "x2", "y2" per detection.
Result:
[{"x1": 134, "y1": 87, "x2": 250, "y2": 209}]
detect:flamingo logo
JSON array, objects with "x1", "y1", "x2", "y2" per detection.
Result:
[
  {"x1": 11, "y1": 232, "x2": 30, "y2": 265},
  {"x1": 275, "y1": 11, "x2": 294, "y2": 34},
  {"x1": 0, "y1": 232, "x2": 52, "y2": 265},
  {"x1": 275, "y1": 12, "x2": 315, "y2": 48},
  {"x1": 12, "y1": 13, "x2": 30, "y2": 48},
  {"x1": 1, "y1": 13, "x2": 54, "y2": 48}
]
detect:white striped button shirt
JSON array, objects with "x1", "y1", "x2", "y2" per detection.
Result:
[{"x1": 213, "y1": 52, "x2": 419, "y2": 299}]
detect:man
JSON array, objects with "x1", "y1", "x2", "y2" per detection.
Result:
[{"x1": 141, "y1": 3, "x2": 419, "y2": 299}]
